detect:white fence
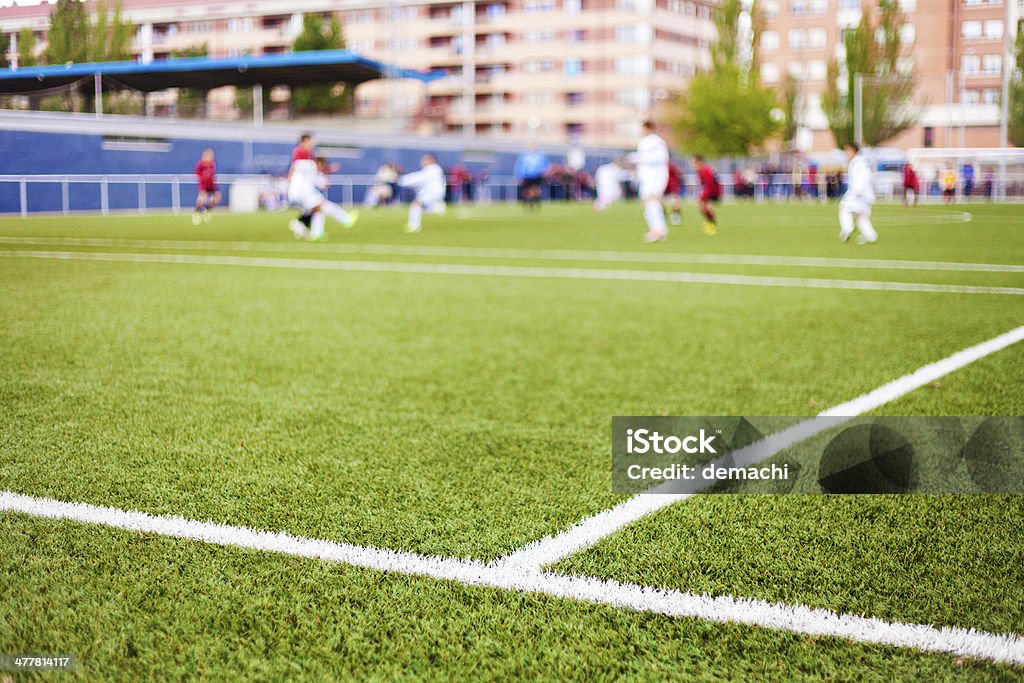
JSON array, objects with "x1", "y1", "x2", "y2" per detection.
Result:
[{"x1": 2, "y1": 172, "x2": 1023, "y2": 217}]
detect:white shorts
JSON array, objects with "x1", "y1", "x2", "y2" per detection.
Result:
[
  {"x1": 638, "y1": 169, "x2": 668, "y2": 199},
  {"x1": 840, "y1": 196, "x2": 872, "y2": 216},
  {"x1": 288, "y1": 183, "x2": 325, "y2": 212},
  {"x1": 416, "y1": 190, "x2": 445, "y2": 211}
]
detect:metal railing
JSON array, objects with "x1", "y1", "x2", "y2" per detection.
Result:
[{"x1": 2, "y1": 172, "x2": 1022, "y2": 216}]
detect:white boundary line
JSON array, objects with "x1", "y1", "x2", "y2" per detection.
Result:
[
  {"x1": 2, "y1": 326, "x2": 1024, "y2": 663},
  {"x1": 2, "y1": 489, "x2": 1023, "y2": 665},
  {"x1": 0, "y1": 236, "x2": 1021, "y2": 273},
  {"x1": 2, "y1": 250, "x2": 1022, "y2": 296},
  {"x1": 498, "y1": 325, "x2": 1024, "y2": 572}
]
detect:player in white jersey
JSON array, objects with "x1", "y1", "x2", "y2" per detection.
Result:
[
  {"x1": 838, "y1": 142, "x2": 878, "y2": 245},
  {"x1": 593, "y1": 160, "x2": 624, "y2": 211},
  {"x1": 398, "y1": 154, "x2": 447, "y2": 234},
  {"x1": 627, "y1": 121, "x2": 670, "y2": 242},
  {"x1": 286, "y1": 136, "x2": 358, "y2": 242}
]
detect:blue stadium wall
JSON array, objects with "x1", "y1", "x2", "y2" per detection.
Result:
[{"x1": 0, "y1": 115, "x2": 624, "y2": 214}]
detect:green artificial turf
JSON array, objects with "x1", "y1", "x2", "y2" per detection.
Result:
[
  {"x1": 1, "y1": 202, "x2": 1021, "y2": 679},
  {"x1": 2, "y1": 513, "x2": 1021, "y2": 682}
]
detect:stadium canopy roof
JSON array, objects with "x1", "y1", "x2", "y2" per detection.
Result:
[{"x1": 0, "y1": 49, "x2": 446, "y2": 95}]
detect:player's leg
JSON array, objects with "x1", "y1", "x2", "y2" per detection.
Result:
[
  {"x1": 192, "y1": 191, "x2": 207, "y2": 225},
  {"x1": 289, "y1": 211, "x2": 312, "y2": 239},
  {"x1": 699, "y1": 198, "x2": 718, "y2": 235},
  {"x1": 668, "y1": 196, "x2": 682, "y2": 225},
  {"x1": 838, "y1": 205, "x2": 855, "y2": 242},
  {"x1": 854, "y1": 210, "x2": 877, "y2": 244},
  {"x1": 320, "y1": 200, "x2": 359, "y2": 228},
  {"x1": 309, "y1": 211, "x2": 327, "y2": 241},
  {"x1": 406, "y1": 200, "x2": 424, "y2": 233},
  {"x1": 641, "y1": 193, "x2": 668, "y2": 242}
]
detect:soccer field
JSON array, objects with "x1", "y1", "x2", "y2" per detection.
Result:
[{"x1": 1, "y1": 201, "x2": 1022, "y2": 680}]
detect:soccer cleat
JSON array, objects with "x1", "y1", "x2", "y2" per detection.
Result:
[
  {"x1": 855, "y1": 236, "x2": 877, "y2": 245},
  {"x1": 702, "y1": 222, "x2": 718, "y2": 235},
  {"x1": 642, "y1": 231, "x2": 666, "y2": 243},
  {"x1": 191, "y1": 212, "x2": 202, "y2": 226},
  {"x1": 404, "y1": 223, "x2": 421, "y2": 234},
  {"x1": 839, "y1": 231, "x2": 852, "y2": 243},
  {"x1": 309, "y1": 233, "x2": 329, "y2": 242},
  {"x1": 343, "y1": 209, "x2": 360, "y2": 229},
  {"x1": 289, "y1": 220, "x2": 309, "y2": 239},
  {"x1": 203, "y1": 211, "x2": 213, "y2": 223}
]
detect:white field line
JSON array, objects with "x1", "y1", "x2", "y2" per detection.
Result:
[
  {"x1": 498, "y1": 325, "x2": 1024, "y2": 572},
  {"x1": 2, "y1": 250, "x2": 1023, "y2": 297},
  {"x1": 0, "y1": 235, "x2": 1021, "y2": 273},
  {"x1": 2, "y1": 489, "x2": 1023, "y2": 665}
]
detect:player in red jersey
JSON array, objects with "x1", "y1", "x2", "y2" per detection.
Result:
[
  {"x1": 290, "y1": 132, "x2": 315, "y2": 166},
  {"x1": 664, "y1": 162, "x2": 684, "y2": 225},
  {"x1": 695, "y1": 155, "x2": 721, "y2": 235},
  {"x1": 192, "y1": 148, "x2": 221, "y2": 225},
  {"x1": 902, "y1": 162, "x2": 920, "y2": 207}
]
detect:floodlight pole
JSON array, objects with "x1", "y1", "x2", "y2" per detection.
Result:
[
  {"x1": 997, "y1": 5, "x2": 1011, "y2": 201},
  {"x1": 94, "y1": 73, "x2": 103, "y2": 118},
  {"x1": 253, "y1": 84, "x2": 264, "y2": 127},
  {"x1": 853, "y1": 73, "x2": 863, "y2": 146}
]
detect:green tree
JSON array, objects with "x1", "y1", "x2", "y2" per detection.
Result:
[
  {"x1": 1008, "y1": 21, "x2": 1024, "y2": 147},
  {"x1": 290, "y1": 14, "x2": 350, "y2": 115},
  {"x1": 17, "y1": 27, "x2": 38, "y2": 67},
  {"x1": 45, "y1": 0, "x2": 90, "y2": 65},
  {"x1": 0, "y1": 31, "x2": 9, "y2": 69},
  {"x1": 822, "y1": 0, "x2": 919, "y2": 147},
  {"x1": 671, "y1": 0, "x2": 780, "y2": 156},
  {"x1": 172, "y1": 43, "x2": 210, "y2": 117},
  {"x1": 779, "y1": 73, "x2": 802, "y2": 147}
]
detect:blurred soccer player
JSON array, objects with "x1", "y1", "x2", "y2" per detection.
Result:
[
  {"x1": 902, "y1": 162, "x2": 919, "y2": 207},
  {"x1": 398, "y1": 153, "x2": 446, "y2": 234},
  {"x1": 694, "y1": 156, "x2": 721, "y2": 235},
  {"x1": 665, "y1": 161, "x2": 684, "y2": 225},
  {"x1": 593, "y1": 159, "x2": 623, "y2": 211},
  {"x1": 514, "y1": 144, "x2": 550, "y2": 210},
  {"x1": 629, "y1": 120, "x2": 669, "y2": 243},
  {"x1": 291, "y1": 157, "x2": 340, "y2": 237},
  {"x1": 838, "y1": 142, "x2": 878, "y2": 244},
  {"x1": 192, "y1": 148, "x2": 221, "y2": 225},
  {"x1": 287, "y1": 133, "x2": 358, "y2": 241}
]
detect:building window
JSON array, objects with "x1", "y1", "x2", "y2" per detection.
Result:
[
  {"x1": 961, "y1": 20, "x2": 982, "y2": 39},
  {"x1": 923, "y1": 126, "x2": 933, "y2": 147},
  {"x1": 900, "y1": 24, "x2": 915, "y2": 44},
  {"x1": 961, "y1": 54, "x2": 980, "y2": 73},
  {"x1": 807, "y1": 60, "x2": 827, "y2": 81},
  {"x1": 982, "y1": 54, "x2": 1001, "y2": 73},
  {"x1": 982, "y1": 88, "x2": 999, "y2": 104},
  {"x1": 808, "y1": 27, "x2": 827, "y2": 48},
  {"x1": 788, "y1": 28, "x2": 806, "y2": 49},
  {"x1": 964, "y1": 89, "x2": 980, "y2": 103},
  {"x1": 899, "y1": 0, "x2": 916, "y2": 9},
  {"x1": 761, "y1": 62, "x2": 780, "y2": 83},
  {"x1": 615, "y1": 55, "x2": 651, "y2": 75},
  {"x1": 763, "y1": 0, "x2": 779, "y2": 18},
  {"x1": 983, "y1": 20, "x2": 1003, "y2": 40},
  {"x1": 565, "y1": 59, "x2": 582, "y2": 76},
  {"x1": 761, "y1": 31, "x2": 779, "y2": 52}
]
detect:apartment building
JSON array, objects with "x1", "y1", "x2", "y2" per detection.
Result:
[
  {"x1": 759, "y1": 0, "x2": 1017, "y2": 151},
  {"x1": 1, "y1": 0, "x2": 716, "y2": 147}
]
